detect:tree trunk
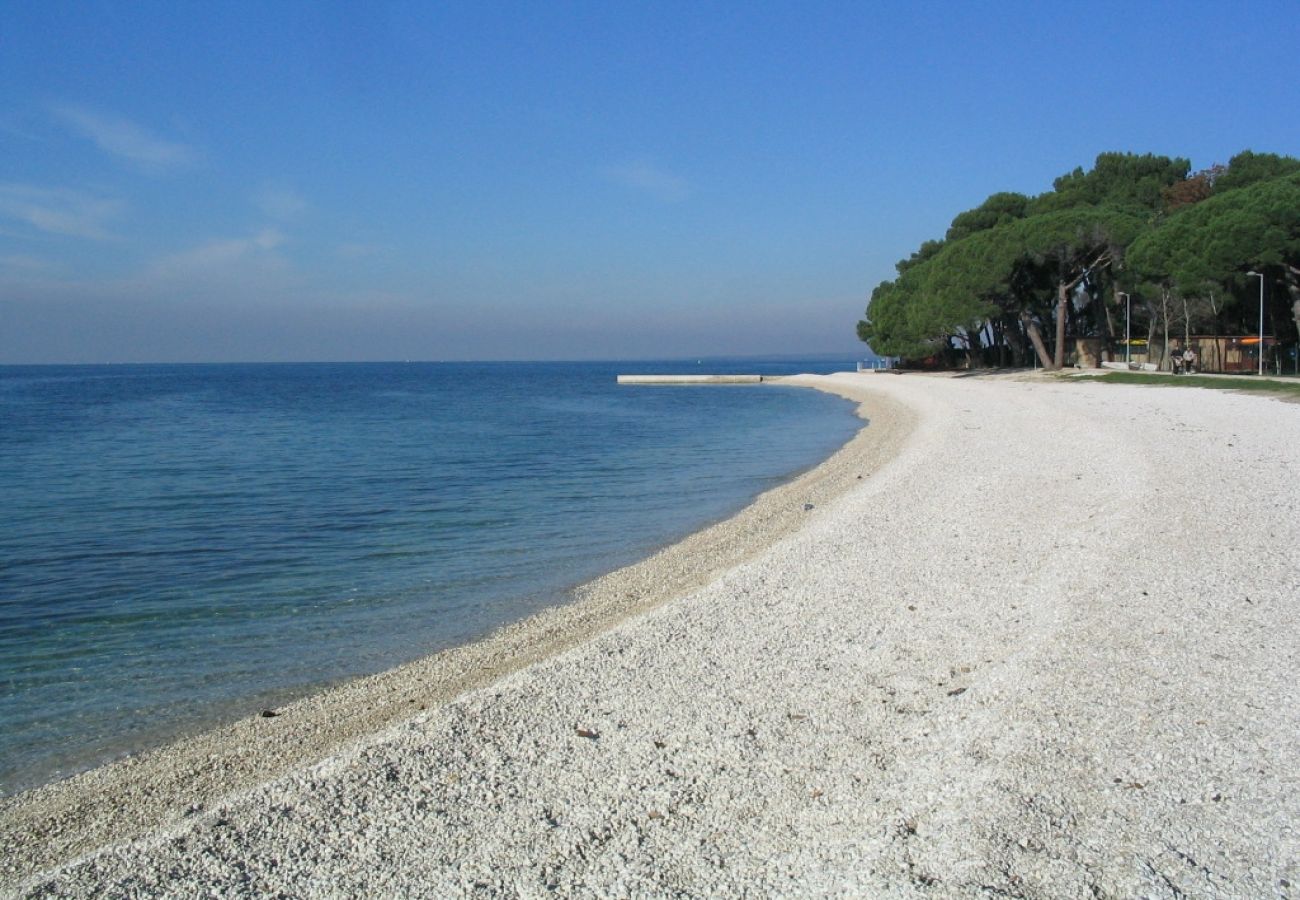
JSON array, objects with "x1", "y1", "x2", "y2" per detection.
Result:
[
  {"x1": 998, "y1": 317, "x2": 1024, "y2": 367},
  {"x1": 1053, "y1": 280, "x2": 1068, "y2": 369},
  {"x1": 1209, "y1": 292, "x2": 1225, "y2": 374},
  {"x1": 1160, "y1": 287, "x2": 1172, "y2": 371},
  {"x1": 1000, "y1": 315, "x2": 1025, "y2": 366},
  {"x1": 959, "y1": 332, "x2": 976, "y2": 369},
  {"x1": 1021, "y1": 310, "x2": 1054, "y2": 369},
  {"x1": 1144, "y1": 296, "x2": 1159, "y2": 367}
]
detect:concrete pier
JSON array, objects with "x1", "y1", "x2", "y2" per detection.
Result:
[{"x1": 616, "y1": 374, "x2": 767, "y2": 384}]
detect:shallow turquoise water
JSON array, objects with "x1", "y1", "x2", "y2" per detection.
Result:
[{"x1": 0, "y1": 359, "x2": 861, "y2": 793}]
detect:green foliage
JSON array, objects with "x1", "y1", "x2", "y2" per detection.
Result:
[
  {"x1": 856, "y1": 278, "x2": 934, "y2": 358},
  {"x1": 923, "y1": 227, "x2": 1013, "y2": 302},
  {"x1": 895, "y1": 239, "x2": 945, "y2": 275},
  {"x1": 1030, "y1": 153, "x2": 1189, "y2": 215},
  {"x1": 1214, "y1": 150, "x2": 1300, "y2": 193},
  {"x1": 1128, "y1": 172, "x2": 1300, "y2": 293},
  {"x1": 1010, "y1": 207, "x2": 1146, "y2": 267},
  {"x1": 945, "y1": 192, "x2": 1029, "y2": 241},
  {"x1": 857, "y1": 281, "x2": 903, "y2": 355},
  {"x1": 860, "y1": 241, "x2": 992, "y2": 356}
]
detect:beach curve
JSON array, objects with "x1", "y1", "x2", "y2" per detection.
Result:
[
  {"x1": 0, "y1": 373, "x2": 913, "y2": 887},
  {"x1": 5, "y1": 371, "x2": 1299, "y2": 896}
]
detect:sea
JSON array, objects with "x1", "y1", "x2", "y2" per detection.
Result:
[{"x1": 0, "y1": 359, "x2": 863, "y2": 795}]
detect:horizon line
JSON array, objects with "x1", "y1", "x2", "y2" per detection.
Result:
[{"x1": 0, "y1": 351, "x2": 876, "y2": 368}]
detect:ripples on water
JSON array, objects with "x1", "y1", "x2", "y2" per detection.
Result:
[{"x1": 0, "y1": 360, "x2": 860, "y2": 793}]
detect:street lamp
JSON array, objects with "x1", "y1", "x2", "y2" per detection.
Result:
[
  {"x1": 1117, "y1": 291, "x2": 1131, "y2": 365},
  {"x1": 1247, "y1": 271, "x2": 1265, "y2": 375}
]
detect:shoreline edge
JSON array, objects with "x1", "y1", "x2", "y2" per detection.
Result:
[{"x1": 0, "y1": 373, "x2": 912, "y2": 882}]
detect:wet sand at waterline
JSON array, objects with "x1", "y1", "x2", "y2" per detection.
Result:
[{"x1": 4, "y1": 372, "x2": 1298, "y2": 897}]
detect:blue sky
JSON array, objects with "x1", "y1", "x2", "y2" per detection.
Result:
[{"x1": 3, "y1": 1, "x2": 1297, "y2": 363}]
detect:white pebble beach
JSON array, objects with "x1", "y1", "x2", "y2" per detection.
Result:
[{"x1": 3, "y1": 371, "x2": 1298, "y2": 897}]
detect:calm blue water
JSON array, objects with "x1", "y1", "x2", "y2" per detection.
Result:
[{"x1": 0, "y1": 359, "x2": 860, "y2": 794}]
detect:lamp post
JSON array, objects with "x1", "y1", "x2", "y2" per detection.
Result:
[
  {"x1": 1117, "y1": 291, "x2": 1131, "y2": 365},
  {"x1": 1247, "y1": 271, "x2": 1264, "y2": 375}
]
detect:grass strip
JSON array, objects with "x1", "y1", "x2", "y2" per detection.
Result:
[{"x1": 1071, "y1": 372, "x2": 1300, "y2": 396}]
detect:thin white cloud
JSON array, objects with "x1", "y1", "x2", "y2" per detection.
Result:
[
  {"x1": 52, "y1": 104, "x2": 197, "y2": 170},
  {"x1": 149, "y1": 229, "x2": 286, "y2": 276},
  {"x1": 0, "y1": 183, "x2": 121, "y2": 239},
  {"x1": 603, "y1": 159, "x2": 691, "y2": 203},
  {"x1": 255, "y1": 187, "x2": 308, "y2": 221}
]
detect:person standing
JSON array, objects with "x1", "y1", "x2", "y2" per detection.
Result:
[{"x1": 1184, "y1": 346, "x2": 1197, "y2": 374}]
